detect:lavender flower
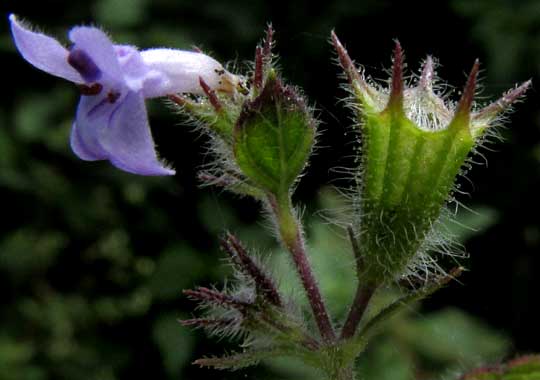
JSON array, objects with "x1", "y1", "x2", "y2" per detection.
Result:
[{"x1": 9, "y1": 14, "x2": 237, "y2": 175}]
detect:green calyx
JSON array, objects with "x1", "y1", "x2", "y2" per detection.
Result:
[
  {"x1": 359, "y1": 104, "x2": 474, "y2": 281},
  {"x1": 331, "y1": 36, "x2": 531, "y2": 283},
  {"x1": 233, "y1": 72, "x2": 316, "y2": 196}
]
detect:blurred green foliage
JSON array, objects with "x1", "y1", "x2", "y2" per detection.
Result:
[{"x1": 1, "y1": 0, "x2": 539, "y2": 379}]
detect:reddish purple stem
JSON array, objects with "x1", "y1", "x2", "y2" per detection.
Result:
[
  {"x1": 269, "y1": 195, "x2": 336, "y2": 344},
  {"x1": 340, "y1": 284, "x2": 377, "y2": 339}
]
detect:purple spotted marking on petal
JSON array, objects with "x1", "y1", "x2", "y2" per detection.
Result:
[{"x1": 77, "y1": 82, "x2": 103, "y2": 95}]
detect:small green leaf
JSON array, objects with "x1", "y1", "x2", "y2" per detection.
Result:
[
  {"x1": 397, "y1": 308, "x2": 509, "y2": 365},
  {"x1": 351, "y1": 269, "x2": 463, "y2": 353},
  {"x1": 152, "y1": 315, "x2": 196, "y2": 376},
  {"x1": 233, "y1": 75, "x2": 315, "y2": 195},
  {"x1": 147, "y1": 245, "x2": 206, "y2": 300},
  {"x1": 505, "y1": 355, "x2": 540, "y2": 380},
  {"x1": 356, "y1": 338, "x2": 415, "y2": 380},
  {"x1": 458, "y1": 355, "x2": 540, "y2": 380},
  {"x1": 461, "y1": 369, "x2": 502, "y2": 380}
]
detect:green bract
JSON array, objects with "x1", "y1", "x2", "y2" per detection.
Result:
[
  {"x1": 234, "y1": 73, "x2": 316, "y2": 195},
  {"x1": 332, "y1": 34, "x2": 531, "y2": 283}
]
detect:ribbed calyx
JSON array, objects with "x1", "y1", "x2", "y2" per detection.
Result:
[{"x1": 332, "y1": 33, "x2": 531, "y2": 283}]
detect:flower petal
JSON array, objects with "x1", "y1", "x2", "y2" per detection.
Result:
[
  {"x1": 140, "y1": 49, "x2": 233, "y2": 97},
  {"x1": 114, "y1": 45, "x2": 155, "y2": 92},
  {"x1": 70, "y1": 120, "x2": 106, "y2": 161},
  {"x1": 9, "y1": 14, "x2": 83, "y2": 83},
  {"x1": 102, "y1": 91, "x2": 175, "y2": 175},
  {"x1": 73, "y1": 91, "x2": 173, "y2": 175},
  {"x1": 72, "y1": 95, "x2": 112, "y2": 161},
  {"x1": 68, "y1": 26, "x2": 123, "y2": 81}
]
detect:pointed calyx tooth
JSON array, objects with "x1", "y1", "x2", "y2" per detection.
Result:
[
  {"x1": 473, "y1": 79, "x2": 532, "y2": 122},
  {"x1": 168, "y1": 94, "x2": 188, "y2": 106},
  {"x1": 180, "y1": 317, "x2": 235, "y2": 328},
  {"x1": 252, "y1": 25, "x2": 274, "y2": 91},
  {"x1": 167, "y1": 94, "x2": 198, "y2": 113},
  {"x1": 221, "y1": 232, "x2": 283, "y2": 307},
  {"x1": 387, "y1": 39, "x2": 404, "y2": 110},
  {"x1": 443, "y1": 266, "x2": 465, "y2": 285},
  {"x1": 262, "y1": 24, "x2": 274, "y2": 59},
  {"x1": 331, "y1": 31, "x2": 361, "y2": 84},
  {"x1": 199, "y1": 76, "x2": 223, "y2": 112},
  {"x1": 183, "y1": 287, "x2": 251, "y2": 310},
  {"x1": 198, "y1": 172, "x2": 235, "y2": 188},
  {"x1": 331, "y1": 31, "x2": 377, "y2": 103},
  {"x1": 452, "y1": 59, "x2": 480, "y2": 123},
  {"x1": 419, "y1": 56, "x2": 434, "y2": 90},
  {"x1": 254, "y1": 46, "x2": 264, "y2": 90}
]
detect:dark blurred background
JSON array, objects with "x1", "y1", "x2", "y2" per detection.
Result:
[{"x1": 1, "y1": 0, "x2": 539, "y2": 379}]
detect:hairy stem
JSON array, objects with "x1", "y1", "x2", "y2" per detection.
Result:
[
  {"x1": 268, "y1": 193, "x2": 336, "y2": 344},
  {"x1": 346, "y1": 225, "x2": 363, "y2": 272},
  {"x1": 340, "y1": 226, "x2": 378, "y2": 339},
  {"x1": 327, "y1": 364, "x2": 356, "y2": 380},
  {"x1": 339, "y1": 367, "x2": 356, "y2": 380},
  {"x1": 340, "y1": 283, "x2": 377, "y2": 339}
]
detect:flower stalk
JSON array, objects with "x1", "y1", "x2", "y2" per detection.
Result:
[
  {"x1": 340, "y1": 283, "x2": 377, "y2": 340},
  {"x1": 268, "y1": 193, "x2": 337, "y2": 344}
]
